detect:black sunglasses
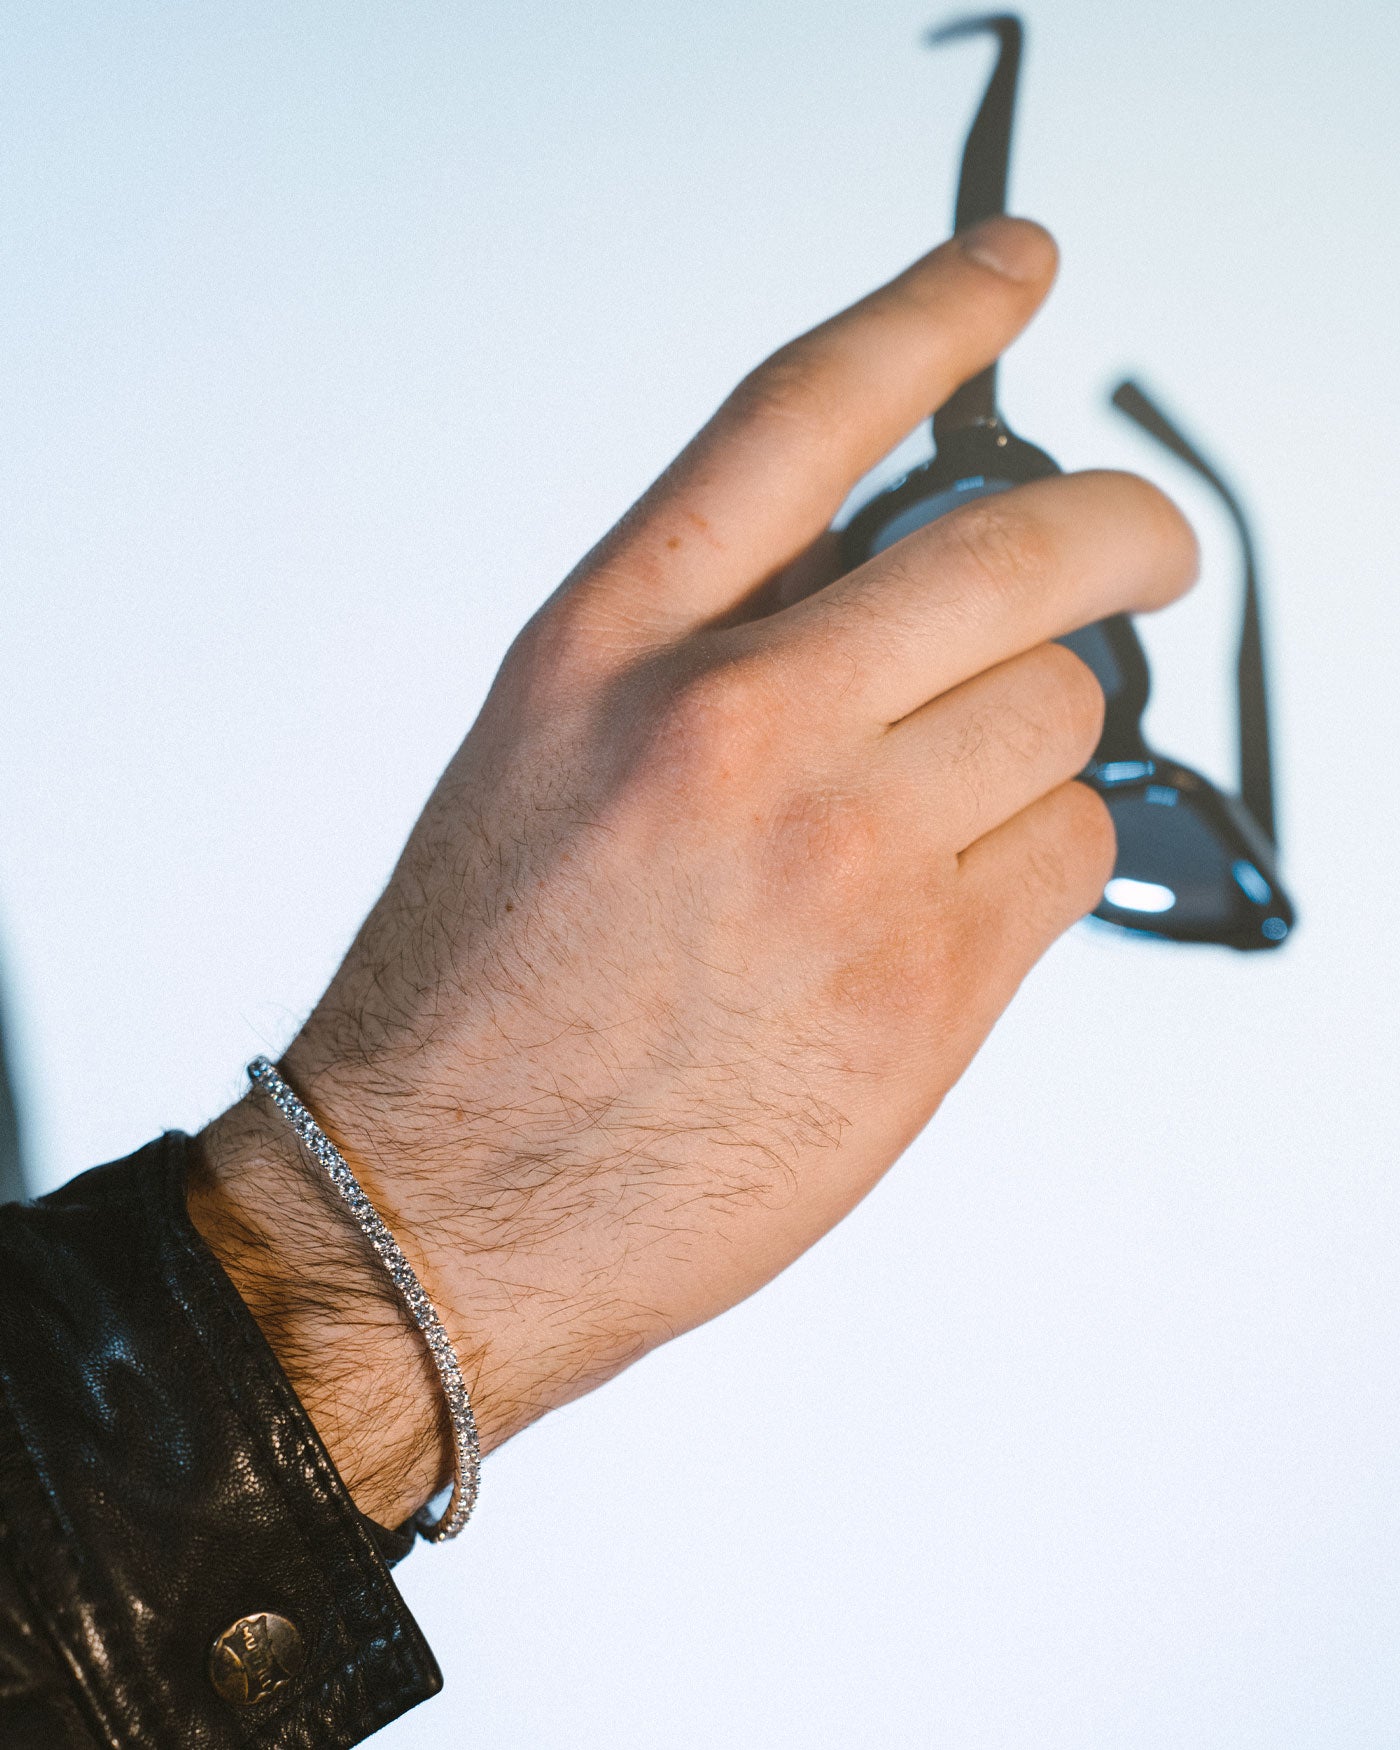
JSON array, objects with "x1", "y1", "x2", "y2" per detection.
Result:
[{"x1": 840, "y1": 12, "x2": 1295, "y2": 951}]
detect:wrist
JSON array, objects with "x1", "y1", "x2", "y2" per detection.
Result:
[
  {"x1": 188, "y1": 1093, "x2": 448, "y2": 1530},
  {"x1": 276, "y1": 1031, "x2": 669, "y2": 1460}
]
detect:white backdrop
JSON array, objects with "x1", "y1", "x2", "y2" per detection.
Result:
[{"x1": 3, "y1": 2, "x2": 1399, "y2": 1744}]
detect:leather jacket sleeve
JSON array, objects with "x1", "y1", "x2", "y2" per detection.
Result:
[{"x1": 0, "y1": 1132, "x2": 443, "y2": 1747}]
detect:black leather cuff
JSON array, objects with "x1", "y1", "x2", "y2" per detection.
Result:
[{"x1": 0, "y1": 1132, "x2": 442, "y2": 1747}]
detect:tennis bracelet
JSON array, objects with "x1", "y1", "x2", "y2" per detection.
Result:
[{"x1": 247, "y1": 1056, "x2": 481, "y2": 1542}]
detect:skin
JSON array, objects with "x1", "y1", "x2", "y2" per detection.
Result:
[{"x1": 188, "y1": 217, "x2": 1198, "y2": 1530}]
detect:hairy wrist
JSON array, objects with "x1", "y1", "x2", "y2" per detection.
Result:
[{"x1": 188, "y1": 1094, "x2": 448, "y2": 1530}]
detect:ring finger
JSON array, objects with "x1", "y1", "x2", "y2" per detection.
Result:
[{"x1": 876, "y1": 640, "x2": 1105, "y2": 854}]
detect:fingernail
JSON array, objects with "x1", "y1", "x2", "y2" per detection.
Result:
[{"x1": 958, "y1": 216, "x2": 1055, "y2": 284}]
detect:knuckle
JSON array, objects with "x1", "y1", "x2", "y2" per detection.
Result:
[
  {"x1": 1042, "y1": 641, "x2": 1107, "y2": 757},
  {"x1": 1020, "y1": 782, "x2": 1115, "y2": 912},
  {"x1": 1062, "y1": 780, "x2": 1117, "y2": 891},
  {"x1": 727, "y1": 339, "x2": 838, "y2": 442},
  {"x1": 974, "y1": 644, "x2": 1104, "y2": 774},
  {"x1": 501, "y1": 593, "x2": 613, "y2": 702},
  {"x1": 769, "y1": 786, "x2": 883, "y2": 904},
  {"x1": 939, "y1": 496, "x2": 1057, "y2": 610},
  {"x1": 648, "y1": 653, "x2": 776, "y2": 788}
]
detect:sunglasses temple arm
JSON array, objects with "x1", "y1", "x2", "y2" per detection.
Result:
[
  {"x1": 1235, "y1": 542, "x2": 1276, "y2": 846},
  {"x1": 1110, "y1": 379, "x2": 1277, "y2": 848},
  {"x1": 927, "y1": 13, "x2": 1023, "y2": 442}
]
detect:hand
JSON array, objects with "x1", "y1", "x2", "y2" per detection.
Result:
[{"x1": 190, "y1": 217, "x2": 1197, "y2": 1529}]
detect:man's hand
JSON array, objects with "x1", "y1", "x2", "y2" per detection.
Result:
[{"x1": 190, "y1": 217, "x2": 1197, "y2": 1529}]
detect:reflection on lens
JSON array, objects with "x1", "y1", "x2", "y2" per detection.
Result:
[
  {"x1": 1096, "y1": 760, "x2": 1154, "y2": 784},
  {"x1": 1102, "y1": 786, "x2": 1236, "y2": 928},
  {"x1": 1103, "y1": 876, "x2": 1176, "y2": 913},
  {"x1": 1232, "y1": 860, "x2": 1272, "y2": 905}
]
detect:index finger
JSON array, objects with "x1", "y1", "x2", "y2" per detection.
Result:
[{"x1": 572, "y1": 218, "x2": 1059, "y2": 635}]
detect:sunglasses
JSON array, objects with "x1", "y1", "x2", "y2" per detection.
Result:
[{"x1": 840, "y1": 12, "x2": 1295, "y2": 951}]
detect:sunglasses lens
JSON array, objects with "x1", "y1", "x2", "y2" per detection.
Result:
[
  {"x1": 1104, "y1": 786, "x2": 1235, "y2": 926},
  {"x1": 1093, "y1": 778, "x2": 1291, "y2": 946}
]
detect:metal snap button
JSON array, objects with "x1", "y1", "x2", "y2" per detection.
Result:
[{"x1": 208, "y1": 1611, "x2": 306, "y2": 1706}]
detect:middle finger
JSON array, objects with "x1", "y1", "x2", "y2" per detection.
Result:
[{"x1": 739, "y1": 469, "x2": 1197, "y2": 727}]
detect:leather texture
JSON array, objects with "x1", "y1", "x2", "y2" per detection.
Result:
[{"x1": 0, "y1": 1133, "x2": 443, "y2": 1746}]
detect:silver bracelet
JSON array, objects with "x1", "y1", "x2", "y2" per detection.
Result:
[{"x1": 247, "y1": 1056, "x2": 481, "y2": 1543}]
